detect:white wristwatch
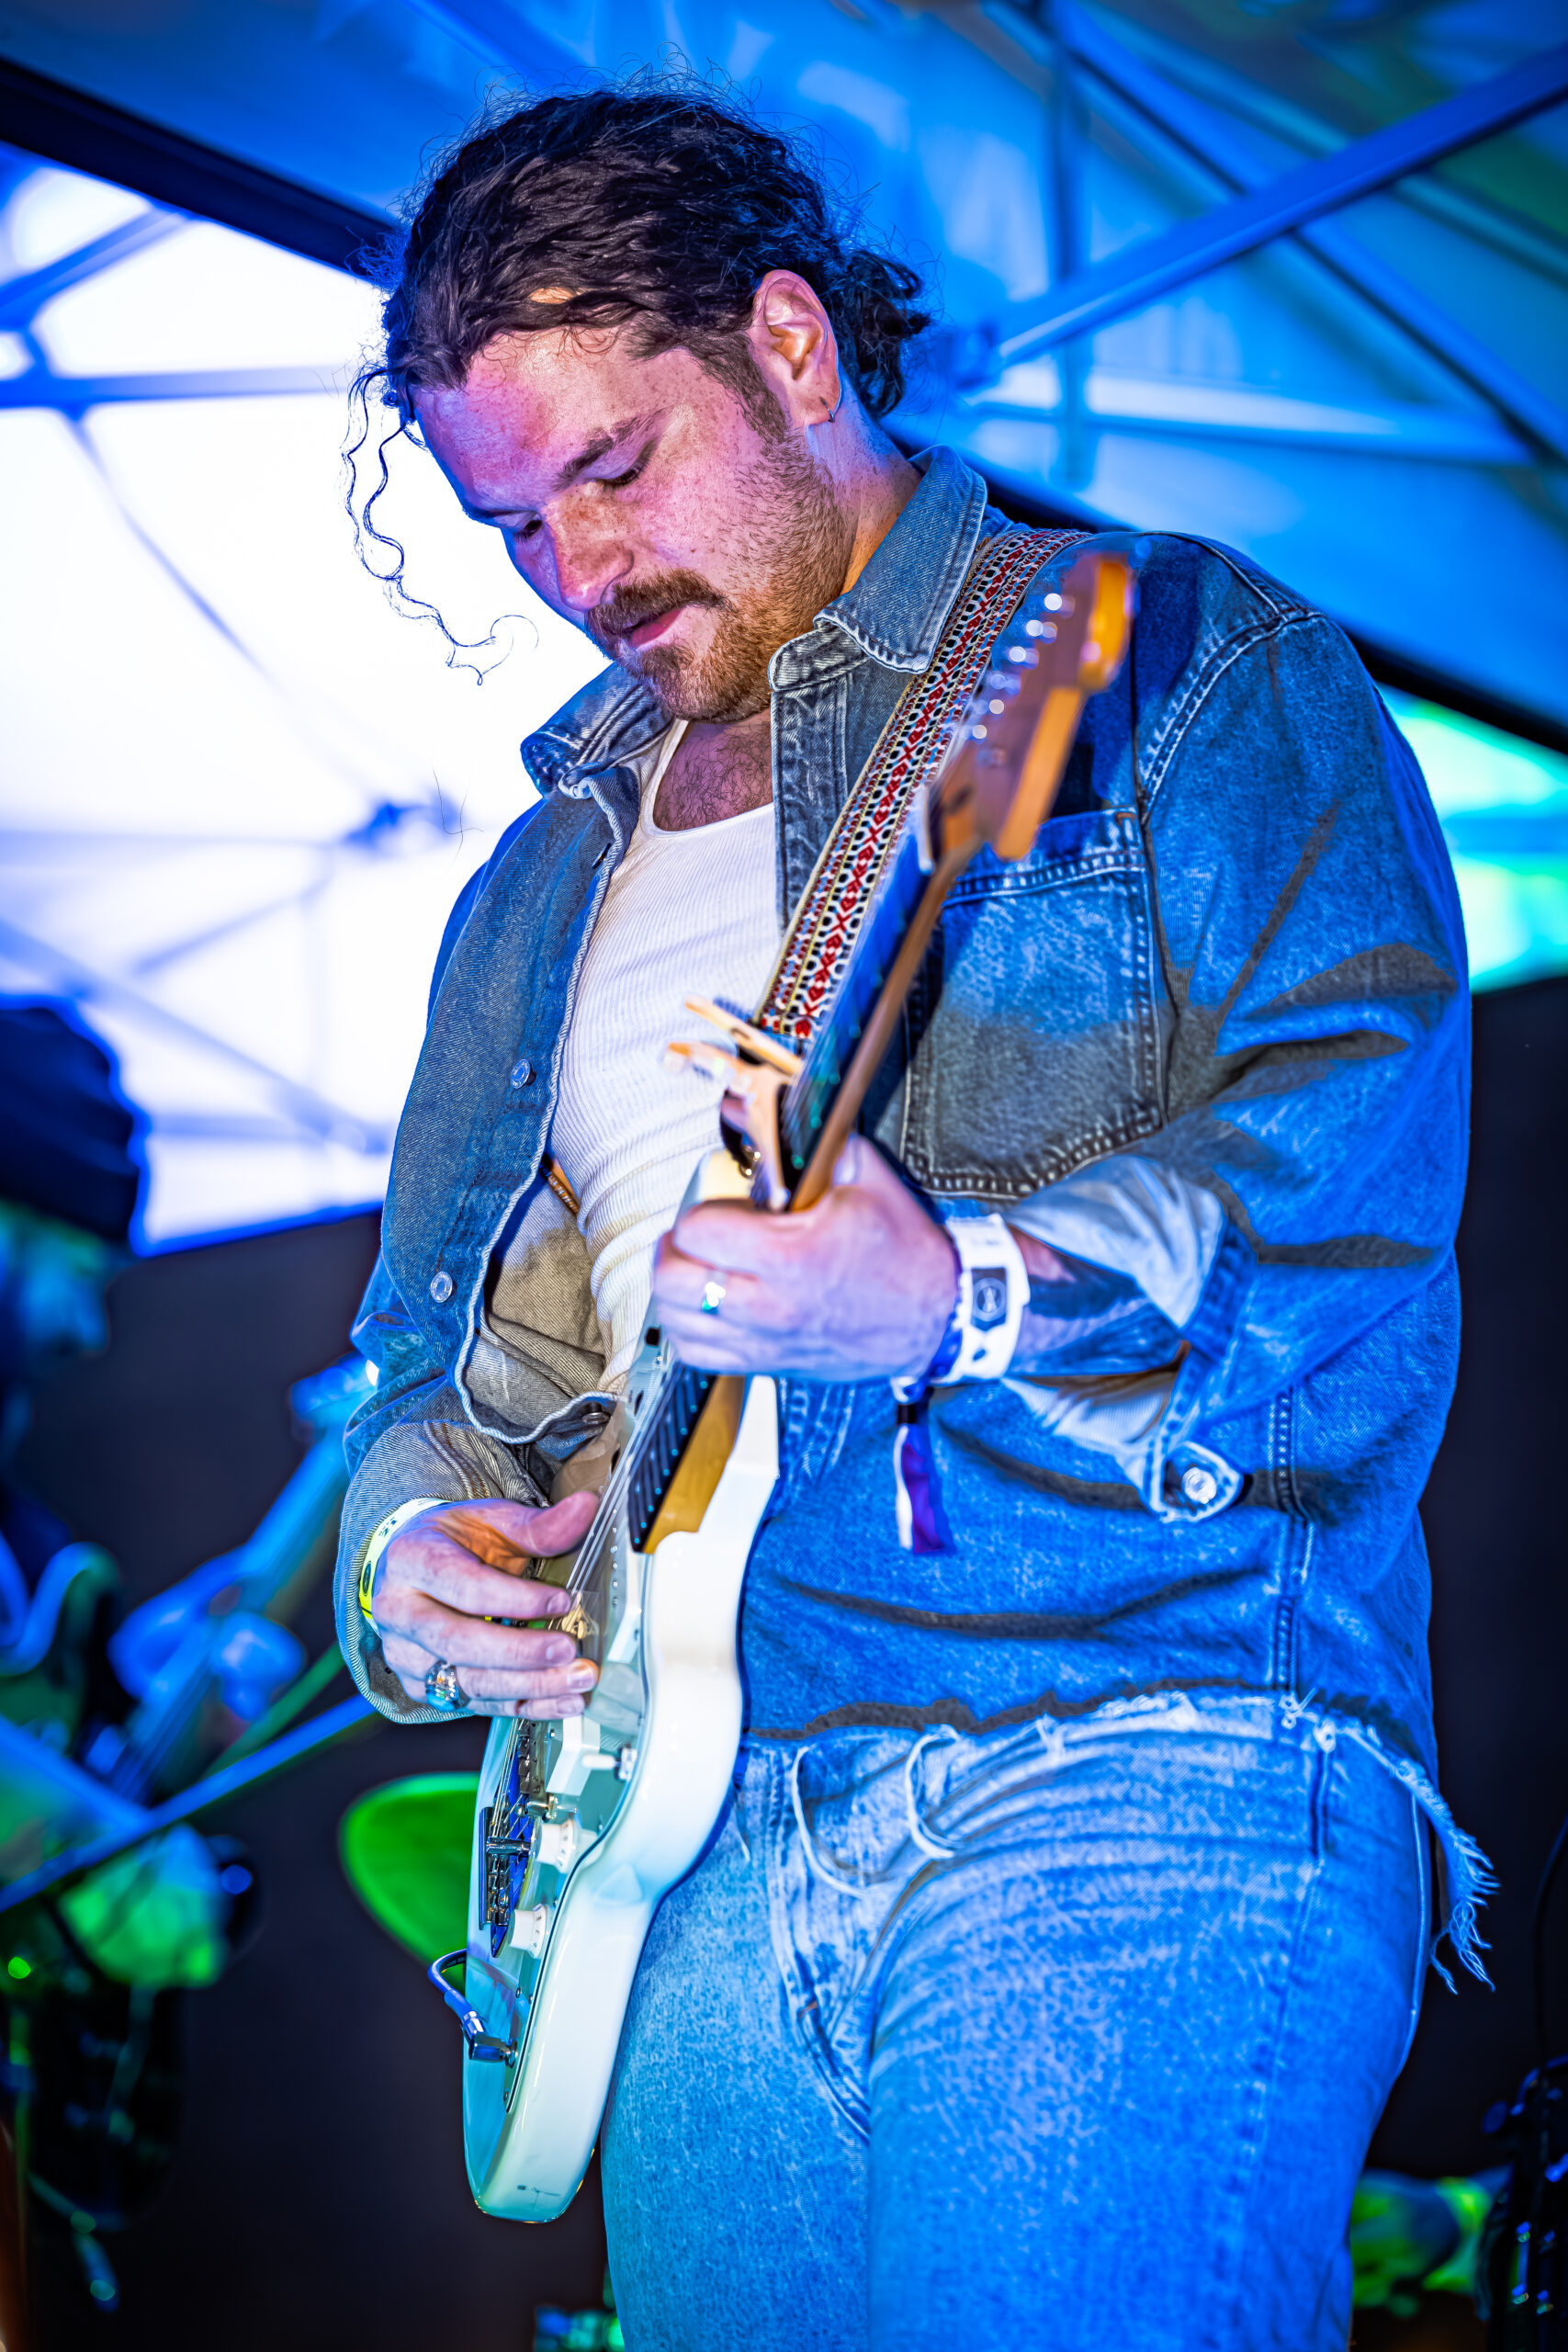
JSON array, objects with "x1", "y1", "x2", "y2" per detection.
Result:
[{"x1": 942, "y1": 1214, "x2": 1028, "y2": 1381}]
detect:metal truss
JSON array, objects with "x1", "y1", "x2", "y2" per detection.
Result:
[
  {"x1": 1061, "y1": 8, "x2": 1568, "y2": 289},
  {"x1": 0, "y1": 364, "x2": 352, "y2": 413},
  {"x1": 989, "y1": 37, "x2": 1568, "y2": 359},
  {"x1": 1049, "y1": 3, "x2": 1568, "y2": 466},
  {"x1": 0, "y1": 158, "x2": 412, "y2": 1173},
  {"x1": 0, "y1": 916, "x2": 393, "y2": 1157},
  {"x1": 940, "y1": 14, "x2": 1568, "y2": 469},
  {"x1": 0, "y1": 208, "x2": 181, "y2": 329},
  {"x1": 957, "y1": 385, "x2": 1528, "y2": 464}
]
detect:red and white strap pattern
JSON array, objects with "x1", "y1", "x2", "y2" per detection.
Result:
[{"x1": 754, "y1": 526, "x2": 1084, "y2": 1046}]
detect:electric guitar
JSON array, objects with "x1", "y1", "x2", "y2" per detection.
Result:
[{"x1": 437, "y1": 544, "x2": 1138, "y2": 2221}]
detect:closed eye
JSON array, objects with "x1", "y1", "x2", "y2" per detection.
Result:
[{"x1": 598, "y1": 439, "x2": 653, "y2": 492}]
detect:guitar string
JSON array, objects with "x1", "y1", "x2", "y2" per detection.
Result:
[
  {"x1": 558, "y1": 1353, "x2": 682, "y2": 1599},
  {"x1": 123, "y1": 1491, "x2": 331, "y2": 1790},
  {"x1": 542, "y1": 801, "x2": 932, "y2": 1624},
  {"x1": 115, "y1": 1627, "x2": 237, "y2": 1796}
]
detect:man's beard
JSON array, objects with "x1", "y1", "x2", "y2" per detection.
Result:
[{"x1": 587, "y1": 428, "x2": 850, "y2": 723}]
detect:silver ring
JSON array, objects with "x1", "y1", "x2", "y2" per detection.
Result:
[
  {"x1": 699, "y1": 1277, "x2": 726, "y2": 1316},
  {"x1": 424, "y1": 1660, "x2": 468, "y2": 1713}
]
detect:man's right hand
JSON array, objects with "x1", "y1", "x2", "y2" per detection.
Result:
[{"x1": 369, "y1": 1490, "x2": 600, "y2": 1718}]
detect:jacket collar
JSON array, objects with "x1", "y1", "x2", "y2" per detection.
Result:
[
  {"x1": 523, "y1": 666, "x2": 666, "y2": 799},
  {"x1": 522, "y1": 447, "x2": 991, "y2": 794},
  {"x1": 804, "y1": 447, "x2": 990, "y2": 675}
]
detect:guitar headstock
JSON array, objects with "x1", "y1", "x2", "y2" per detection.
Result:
[{"x1": 931, "y1": 548, "x2": 1137, "y2": 865}]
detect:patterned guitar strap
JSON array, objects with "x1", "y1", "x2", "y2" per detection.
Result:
[{"x1": 750, "y1": 523, "x2": 1089, "y2": 1552}]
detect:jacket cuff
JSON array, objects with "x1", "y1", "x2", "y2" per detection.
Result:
[
  {"x1": 333, "y1": 1411, "x2": 546, "y2": 1724},
  {"x1": 1180, "y1": 1216, "x2": 1255, "y2": 1363}
]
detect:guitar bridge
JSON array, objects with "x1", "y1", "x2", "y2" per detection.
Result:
[{"x1": 484, "y1": 1726, "x2": 541, "y2": 1956}]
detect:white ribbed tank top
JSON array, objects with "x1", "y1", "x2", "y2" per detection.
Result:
[{"x1": 549, "y1": 724, "x2": 781, "y2": 1382}]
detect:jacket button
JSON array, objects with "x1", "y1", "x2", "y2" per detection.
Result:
[
  {"x1": 509, "y1": 1057, "x2": 534, "y2": 1089},
  {"x1": 429, "y1": 1271, "x2": 455, "y2": 1304},
  {"x1": 1180, "y1": 1464, "x2": 1219, "y2": 1508}
]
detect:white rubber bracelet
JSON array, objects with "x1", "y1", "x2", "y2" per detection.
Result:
[
  {"x1": 943, "y1": 1214, "x2": 1028, "y2": 1381},
  {"x1": 357, "y1": 1495, "x2": 446, "y2": 1625}
]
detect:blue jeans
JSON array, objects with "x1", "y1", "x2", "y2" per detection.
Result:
[{"x1": 602, "y1": 1698, "x2": 1429, "y2": 2350}]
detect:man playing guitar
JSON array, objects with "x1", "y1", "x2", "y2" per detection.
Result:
[{"x1": 338, "y1": 87, "x2": 1476, "y2": 2348}]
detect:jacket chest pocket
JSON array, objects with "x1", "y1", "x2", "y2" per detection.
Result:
[{"x1": 895, "y1": 809, "x2": 1164, "y2": 1197}]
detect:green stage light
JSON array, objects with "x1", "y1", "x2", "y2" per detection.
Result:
[{"x1": 1388, "y1": 692, "x2": 1568, "y2": 991}]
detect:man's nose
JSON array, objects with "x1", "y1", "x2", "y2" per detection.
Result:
[{"x1": 545, "y1": 508, "x2": 633, "y2": 622}]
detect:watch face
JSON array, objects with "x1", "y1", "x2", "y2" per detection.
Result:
[{"x1": 971, "y1": 1270, "x2": 1010, "y2": 1329}]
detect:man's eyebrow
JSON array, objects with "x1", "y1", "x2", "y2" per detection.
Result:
[
  {"x1": 557, "y1": 413, "x2": 658, "y2": 487},
  {"x1": 459, "y1": 414, "x2": 658, "y2": 520}
]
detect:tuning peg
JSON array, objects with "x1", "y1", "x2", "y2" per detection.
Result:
[
  {"x1": 1043, "y1": 592, "x2": 1070, "y2": 613},
  {"x1": 1022, "y1": 618, "x2": 1056, "y2": 641}
]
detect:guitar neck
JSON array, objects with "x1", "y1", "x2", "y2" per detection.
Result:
[
  {"x1": 774, "y1": 548, "x2": 1136, "y2": 1214},
  {"x1": 107, "y1": 1431, "x2": 349, "y2": 1797},
  {"x1": 776, "y1": 824, "x2": 967, "y2": 1213}
]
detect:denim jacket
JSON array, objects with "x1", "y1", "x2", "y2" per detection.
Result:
[{"x1": 334, "y1": 450, "x2": 1483, "y2": 1960}]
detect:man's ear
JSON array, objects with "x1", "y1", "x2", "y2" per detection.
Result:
[{"x1": 744, "y1": 269, "x2": 843, "y2": 430}]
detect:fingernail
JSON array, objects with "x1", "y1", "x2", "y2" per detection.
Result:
[
  {"x1": 546, "y1": 1638, "x2": 576, "y2": 1663},
  {"x1": 570, "y1": 1665, "x2": 596, "y2": 1688}
]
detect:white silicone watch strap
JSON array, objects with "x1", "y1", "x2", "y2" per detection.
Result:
[{"x1": 944, "y1": 1214, "x2": 1028, "y2": 1381}]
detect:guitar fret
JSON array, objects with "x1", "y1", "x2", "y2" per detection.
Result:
[{"x1": 627, "y1": 1362, "x2": 716, "y2": 1552}]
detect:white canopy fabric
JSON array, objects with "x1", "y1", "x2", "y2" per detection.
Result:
[
  {"x1": 0, "y1": 154, "x2": 603, "y2": 1242},
  {"x1": 0, "y1": 1, "x2": 1563, "y2": 1241}
]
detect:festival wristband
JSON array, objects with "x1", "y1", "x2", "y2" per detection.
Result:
[
  {"x1": 938, "y1": 1213, "x2": 1029, "y2": 1382},
  {"x1": 357, "y1": 1496, "x2": 446, "y2": 1626}
]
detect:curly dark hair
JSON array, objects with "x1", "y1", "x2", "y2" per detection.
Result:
[
  {"x1": 344, "y1": 82, "x2": 931, "y2": 668},
  {"x1": 370, "y1": 84, "x2": 931, "y2": 424}
]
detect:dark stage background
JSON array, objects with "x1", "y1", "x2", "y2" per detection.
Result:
[
  {"x1": 12, "y1": 978, "x2": 1567, "y2": 2348},
  {"x1": 13, "y1": 1214, "x2": 607, "y2": 2350}
]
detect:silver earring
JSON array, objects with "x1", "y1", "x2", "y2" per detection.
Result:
[{"x1": 823, "y1": 388, "x2": 842, "y2": 424}]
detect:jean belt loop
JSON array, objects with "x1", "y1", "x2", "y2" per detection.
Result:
[
  {"x1": 1280, "y1": 1686, "x2": 1319, "y2": 1736},
  {"x1": 787, "y1": 1744, "x2": 871, "y2": 1900},
  {"x1": 1033, "y1": 1714, "x2": 1068, "y2": 1772},
  {"x1": 902, "y1": 1726, "x2": 961, "y2": 1860}
]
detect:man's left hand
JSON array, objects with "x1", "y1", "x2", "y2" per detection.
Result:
[{"x1": 652, "y1": 1135, "x2": 956, "y2": 1382}]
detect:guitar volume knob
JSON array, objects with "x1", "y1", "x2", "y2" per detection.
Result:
[
  {"x1": 536, "y1": 1818, "x2": 578, "y2": 1870},
  {"x1": 512, "y1": 1904, "x2": 550, "y2": 1959}
]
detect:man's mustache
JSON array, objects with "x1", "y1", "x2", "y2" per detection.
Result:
[{"x1": 588, "y1": 572, "x2": 724, "y2": 657}]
